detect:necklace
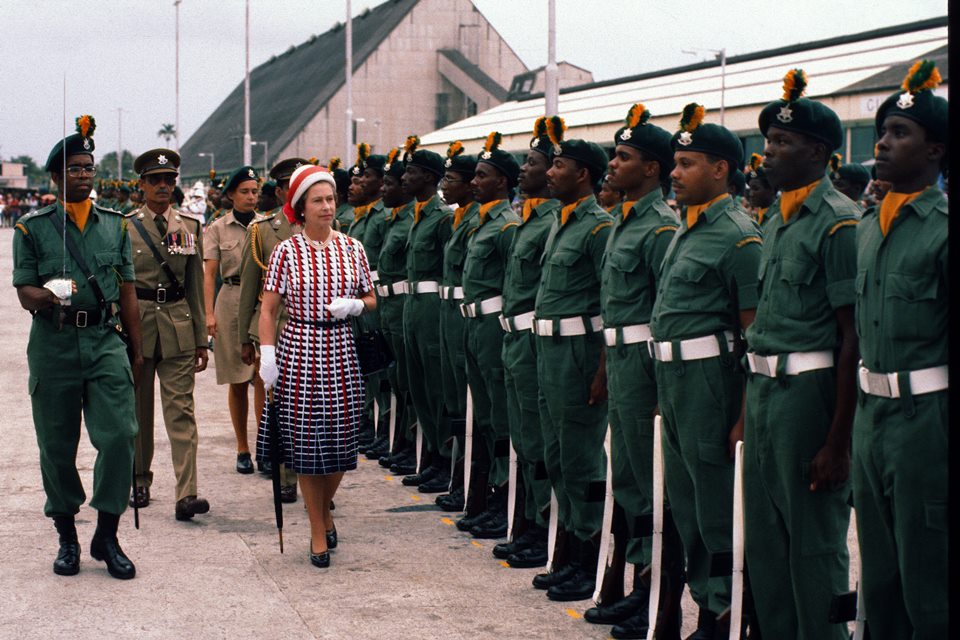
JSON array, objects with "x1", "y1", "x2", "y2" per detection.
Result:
[{"x1": 304, "y1": 228, "x2": 336, "y2": 251}]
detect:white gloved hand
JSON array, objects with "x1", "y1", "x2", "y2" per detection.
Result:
[
  {"x1": 325, "y1": 297, "x2": 364, "y2": 319},
  {"x1": 259, "y1": 345, "x2": 279, "y2": 391}
]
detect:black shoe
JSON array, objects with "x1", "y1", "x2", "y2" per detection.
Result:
[
  {"x1": 493, "y1": 528, "x2": 537, "y2": 559},
  {"x1": 418, "y1": 470, "x2": 451, "y2": 493},
  {"x1": 310, "y1": 548, "x2": 330, "y2": 568},
  {"x1": 685, "y1": 609, "x2": 717, "y2": 640},
  {"x1": 456, "y1": 509, "x2": 494, "y2": 532},
  {"x1": 546, "y1": 567, "x2": 595, "y2": 601},
  {"x1": 391, "y1": 460, "x2": 418, "y2": 476},
  {"x1": 236, "y1": 452, "x2": 254, "y2": 474},
  {"x1": 584, "y1": 587, "x2": 649, "y2": 625},
  {"x1": 471, "y1": 511, "x2": 508, "y2": 539},
  {"x1": 175, "y1": 496, "x2": 210, "y2": 521},
  {"x1": 381, "y1": 449, "x2": 412, "y2": 469},
  {"x1": 402, "y1": 465, "x2": 438, "y2": 486},
  {"x1": 326, "y1": 527, "x2": 338, "y2": 550},
  {"x1": 90, "y1": 535, "x2": 136, "y2": 580},
  {"x1": 611, "y1": 607, "x2": 651, "y2": 639},
  {"x1": 129, "y1": 486, "x2": 150, "y2": 508},
  {"x1": 280, "y1": 485, "x2": 297, "y2": 503},
  {"x1": 506, "y1": 540, "x2": 548, "y2": 568},
  {"x1": 258, "y1": 459, "x2": 273, "y2": 476},
  {"x1": 532, "y1": 563, "x2": 578, "y2": 590},
  {"x1": 364, "y1": 437, "x2": 389, "y2": 459},
  {"x1": 53, "y1": 540, "x2": 81, "y2": 576},
  {"x1": 436, "y1": 487, "x2": 465, "y2": 511}
]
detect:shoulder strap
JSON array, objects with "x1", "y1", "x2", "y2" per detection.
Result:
[
  {"x1": 47, "y1": 213, "x2": 108, "y2": 309},
  {"x1": 130, "y1": 215, "x2": 184, "y2": 293}
]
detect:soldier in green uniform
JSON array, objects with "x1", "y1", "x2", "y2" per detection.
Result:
[
  {"x1": 400, "y1": 136, "x2": 453, "y2": 484},
  {"x1": 128, "y1": 148, "x2": 211, "y2": 522},
  {"x1": 257, "y1": 179, "x2": 278, "y2": 213},
  {"x1": 745, "y1": 153, "x2": 776, "y2": 228},
  {"x1": 649, "y1": 104, "x2": 761, "y2": 639},
  {"x1": 238, "y1": 157, "x2": 307, "y2": 501},
  {"x1": 492, "y1": 117, "x2": 561, "y2": 569},
  {"x1": 435, "y1": 142, "x2": 479, "y2": 511},
  {"x1": 531, "y1": 126, "x2": 614, "y2": 602},
  {"x1": 100, "y1": 183, "x2": 117, "y2": 210},
  {"x1": 13, "y1": 116, "x2": 141, "y2": 579},
  {"x1": 597, "y1": 173, "x2": 622, "y2": 212},
  {"x1": 744, "y1": 70, "x2": 860, "y2": 640},
  {"x1": 115, "y1": 184, "x2": 134, "y2": 214},
  {"x1": 328, "y1": 157, "x2": 355, "y2": 232},
  {"x1": 852, "y1": 60, "x2": 947, "y2": 640},
  {"x1": 828, "y1": 154, "x2": 871, "y2": 209},
  {"x1": 586, "y1": 104, "x2": 684, "y2": 639}
]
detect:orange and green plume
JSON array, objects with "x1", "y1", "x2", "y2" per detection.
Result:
[
  {"x1": 75, "y1": 115, "x2": 96, "y2": 138},
  {"x1": 446, "y1": 140, "x2": 464, "y2": 159},
  {"x1": 532, "y1": 116, "x2": 548, "y2": 140},
  {"x1": 748, "y1": 153, "x2": 763, "y2": 172},
  {"x1": 209, "y1": 169, "x2": 216, "y2": 180},
  {"x1": 829, "y1": 153, "x2": 841, "y2": 173},
  {"x1": 328, "y1": 157, "x2": 341, "y2": 171},
  {"x1": 404, "y1": 135, "x2": 420, "y2": 156},
  {"x1": 678, "y1": 103, "x2": 705, "y2": 132},
  {"x1": 483, "y1": 131, "x2": 503, "y2": 153},
  {"x1": 545, "y1": 116, "x2": 566, "y2": 148},
  {"x1": 781, "y1": 69, "x2": 807, "y2": 102},
  {"x1": 386, "y1": 147, "x2": 401, "y2": 166},
  {"x1": 902, "y1": 59, "x2": 941, "y2": 93},
  {"x1": 624, "y1": 103, "x2": 650, "y2": 128},
  {"x1": 356, "y1": 142, "x2": 371, "y2": 165},
  {"x1": 308, "y1": 156, "x2": 319, "y2": 165}
]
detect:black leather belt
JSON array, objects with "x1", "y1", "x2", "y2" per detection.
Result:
[
  {"x1": 289, "y1": 318, "x2": 350, "y2": 328},
  {"x1": 222, "y1": 276, "x2": 241, "y2": 286},
  {"x1": 36, "y1": 306, "x2": 109, "y2": 328},
  {"x1": 136, "y1": 286, "x2": 186, "y2": 303}
]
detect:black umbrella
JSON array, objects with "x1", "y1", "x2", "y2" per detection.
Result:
[{"x1": 267, "y1": 389, "x2": 284, "y2": 553}]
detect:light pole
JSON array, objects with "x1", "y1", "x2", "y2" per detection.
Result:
[
  {"x1": 344, "y1": 0, "x2": 353, "y2": 160},
  {"x1": 252, "y1": 141, "x2": 268, "y2": 175},
  {"x1": 114, "y1": 107, "x2": 125, "y2": 179},
  {"x1": 174, "y1": 0, "x2": 181, "y2": 156},
  {"x1": 198, "y1": 152, "x2": 215, "y2": 175},
  {"x1": 682, "y1": 47, "x2": 727, "y2": 125},
  {"x1": 373, "y1": 119, "x2": 382, "y2": 153},
  {"x1": 353, "y1": 118, "x2": 365, "y2": 151},
  {"x1": 544, "y1": 0, "x2": 558, "y2": 117},
  {"x1": 242, "y1": 0, "x2": 252, "y2": 165}
]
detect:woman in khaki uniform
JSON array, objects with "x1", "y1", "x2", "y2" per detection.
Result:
[{"x1": 204, "y1": 166, "x2": 259, "y2": 469}]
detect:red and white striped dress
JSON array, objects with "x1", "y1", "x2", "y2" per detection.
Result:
[{"x1": 259, "y1": 231, "x2": 372, "y2": 475}]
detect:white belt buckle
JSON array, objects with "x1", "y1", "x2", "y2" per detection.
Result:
[
  {"x1": 603, "y1": 327, "x2": 616, "y2": 347},
  {"x1": 751, "y1": 354, "x2": 774, "y2": 377},
  {"x1": 864, "y1": 368, "x2": 895, "y2": 397}
]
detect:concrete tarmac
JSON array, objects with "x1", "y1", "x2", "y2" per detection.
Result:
[{"x1": 0, "y1": 226, "x2": 858, "y2": 639}]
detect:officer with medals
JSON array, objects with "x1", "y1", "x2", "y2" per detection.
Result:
[
  {"x1": 434, "y1": 142, "x2": 479, "y2": 511},
  {"x1": 328, "y1": 157, "x2": 355, "y2": 232},
  {"x1": 128, "y1": 148, "x2": 211, "y2": 522},
  {"x1": 13, "y1": 115, "x2": 141, "y2": 579},
  {"x1": 491, "y1": 117, "x2": 561, "y2": 568},
  {"x1": 588, "y1": 104, "x2": 684, "y2": 639},
  {"x1": 744, "y1": 70, "x2": 860, "y2": 640},
  {"x1": 532, "y1": 126, "x2": 614, "y2": 602},
  {"x1": 852, "y1": 60, "x2": 948, "y2": 640},
  {"x1": 745, "y1": 153, "x2": 776, "y2": 227},
  {"x1": 649, "y1": 104, "x2": 761, "y2": 639},
  {"x1": 239, "y1": 157, "x2": 307, "y2": 501},
  {"x1": 399, "y1": 136, "x2": 453, "y2": 485}
]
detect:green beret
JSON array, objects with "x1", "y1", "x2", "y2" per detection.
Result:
[
  {"x1": 223, "y1": 166, "x2": 260, "y2": 193},
  {"x1": 671, "y1": 103, "x2": 743, "y2": 169},
  {"x1": 529, "y1": 116, "x2": 565, "y2": 160},
  {"x1": 134, "y1": 148, "x2": 180, "y2": 176},
  {"x1": 399, "y1": 135, "x2": 443, "y2": 177},
  {"x1": 262, "y1": 180, "x2": 277, "y2": 192},
  {"x1": 362, "y1": 154, "x2": 387, "y2": 176},
  {"x1": 556, "y1": 139, "x2": 608, "y2": 175},
  {"x1": 45, "y1": 114, "x2": 97, "y2": 172},
  {"x1": 835, "y1": 163, "x2": 871, "y2": 186},
  {"x1": 118, "y1": 185, "x2": 131, "y2": 194},
  {"x1": 613, "y1": 103, "x2": 674, "y2": 171},
  {"x1": 326, "y1": 157, "x2": 350, "y2": 192},
  {"x1": 269, "y1": 157, "x2": 308, "y2": 181},
  {"x1": 382, "y1": 147, "x2": 406, "y2": 178},
  {"x1": 875, "y1": 59, "x2": 948, "y2": 143},
  {"x1": 745, "y1": 153, "x2": 768, "y2": 183},
  {"x1": 729, "y1": 169, "x2": 746, "y2": 196},
  {"x1": 758, "y1": 69, "x2": 843, "y2": 150},
  {"x1": 443, "y1": 141, "x2": 477, "y2": 176},
  {"x1": 477, "y1": 132, "x2": 520, "y2": 187}
]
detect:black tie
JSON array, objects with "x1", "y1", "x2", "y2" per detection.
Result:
[{"x1": 155, "y1": 213, "x2": 167, "y2": 236}]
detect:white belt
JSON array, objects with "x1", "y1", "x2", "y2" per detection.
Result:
[
  {"x1": 460, "y1": 295, "x2": 503, "y2": 318},
  {"x1": 858, "y1": 363, "x2": 948, "y2": 398},
  {"x1": 499, "y1": 310, "x2": 535, "y2": 333},
  {"x1": 747, "y1": 350, "x2": 834, "y2": 377},
  {"x1": 650, "y1": 331, "x2": 735, "y2": 362},
  {"x1": 410, "y1": 280, "x2": 440, "y2": 295},
  {"x1": 603, "y1": 324, "x2": 652, "y2": 347},
  {"x1": 440, "y1": 285, "x2": 464, "y2": 301},
  {"x1": 369, "y1": 270, "x2": 380, "y2": 285},
  {"x1": 375, "y1": 280, "x2": 408, "y2": 297},
  {"x1": 532, "y1": 315, "x2": 603, "y2": 337}
]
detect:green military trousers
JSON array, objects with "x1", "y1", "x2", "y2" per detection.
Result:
[
  {"x1": 379, "y1": 294, "x2": 417, "y2": 443},
  {"x1": 852, "y1": 391, "x2": 947, "y2": 640},
  {"x1": 28, "y1": 319, "x2": 136, "y2": 517},
  {"x1": 439, "y1": 300, "x2": 468, "y2": 417},
  {"x1": 464, "y1": 314, "x2": 510, "y2": 485},
  {"x1": 402, "y1": 294, "x2": 444, "y2": 458},
  {"x1": 358, "y1": 309, "x2": 391, "y2": 435},
  {"x1": 655, "y1": 355, "x2": 740, "y2": 615},
  {"x1": 502, "y1": 330, "x2": 551, "y2": 526},
  {"x1": 536, "y1": 331, "x2": 607, "y2": 541},
  {"x1": 744, "y1": 370, "x2": 850, "y2": 640},
  {"x1": 607, "y1": 341, "x2": 658, "y2": 566}
]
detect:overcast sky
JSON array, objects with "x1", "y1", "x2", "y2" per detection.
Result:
[{"x1": 0, "y1": 0, "x2": 946, "y2": 164}]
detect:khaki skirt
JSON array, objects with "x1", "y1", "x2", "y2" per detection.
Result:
[{"x1": 213, "y1": 282, "x2": 256, "y2": 385}]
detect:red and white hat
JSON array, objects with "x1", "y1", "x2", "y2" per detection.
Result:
[{"x1": 283, "y1": 164, "x2": 337, "y2": 219}]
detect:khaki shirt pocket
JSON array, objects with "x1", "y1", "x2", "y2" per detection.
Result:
[
  {"x1": 219, "y1": 239, "x2": 242, "y2": 278},
  {"x1": 172, "y1": 306, "x2": 198, "y2": 353}
]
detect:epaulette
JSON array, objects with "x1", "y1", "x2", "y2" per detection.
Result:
[
  {"x1": 19, "y1": 204, "x2": 56, "y2": 221},
  {"x1": 254, "y1": 211, "x2": 278, "y2": 224},
  {"x1": 93, "y1": 203, "x2": 123, "y2": 216},
  {"x1": 467, "y1": 227, "x2": 479, "y2": 237},
  {"x1": 500, "y1": 220, "x2": 519, "y2": 232},
  {"x1": 828, "y1": 219, "x2": 858, "y2": 236},
  {"x1": 736, "y1": 236, "x2": 762, "y2": 248},
  {"x1": 822, "y1": 188, "x2": 861, "y2": 219},
  {"x1": 591, "y1": 220, "x2": 614, "y2": 235},
  {"x1": 655, "y1": 224, "x2": 678, "y2": 235},
  {"x1": 728, "y1": 204, "x2": 762, "y2": 238},
  {"x1": 14, "y1": 222, "x2": 29, "y2": 235}
]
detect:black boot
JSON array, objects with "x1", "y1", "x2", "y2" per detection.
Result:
[
  {"x1": 52, "y1": 515, "x2": 80, "y2": 576},
  {"x1": 533, "y1": 527, "x2": 574, "y2": 588},
  {"x1": 609, "y1": 565, "x2": 652, "y2": 638},
  {"x1": 507, "y1": 527, "x2": 548, "y2": 568},
  {"x1": 546, "y1": 535, "x2": 597, "y2": 602},
  {"x1": 493, "y1": 522, "x2": 538, "y2": 559},
  {"x1": 436, "y1": 485, "x2": 465, "y2": 511},
  {"x1": 654, "y1": 510, "x2": 686, "y2": 640},
  {"x1": 685, "y1": 609, "x2": 717, "y2": 640},
  {"x1": 585, "y1": 563, "x2": 650, "y2": 625},
  {"x1": 90, "y1": 511, "x2": 135, "y2": 580},
  {"x1": 418, "y1": 461, "x2": 452, "y2": 493}
]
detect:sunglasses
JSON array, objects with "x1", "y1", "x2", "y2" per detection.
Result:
[{"x1": 144, "y1": 174, "x2": 177, "y2": 186}]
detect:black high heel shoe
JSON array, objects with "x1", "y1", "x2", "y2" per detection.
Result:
[
  {"x1": 325, "y1": 527, "x2": 338, "y2": 550},
  {"x1": 310, "y1": 543, "x2": 330, "y2": 568}
]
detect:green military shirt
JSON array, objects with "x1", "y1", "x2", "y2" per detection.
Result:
[
  {"x1": 535, "y1": 195, "x2": 613, "y2": 319},
  {"x1": 377, "y1": 201, "x2": 415, "y2": 287},
  {"x1": 335, "y1": 202, "x2": 354, "y2": 231},
  {"x1": 651, "y1": 195, "x2": 762, "y2": 341},
  {"x1": 441, "y1": 202, "x2": 480, "y2": 287},
  {"x1": 502, "y1": 198, "x2": 559, "y2": 318},
  {"x1": 361, "y1": 201, "x2": 388, "y2": 274},
  {"x1": 13, "y1": 202, "x2": 134, "y2": 306},
  {"x1": 855, "y1": 187, "x2": 948, "y2": 372},
  {"x1": 600, "y1": 189, "x2": 678, "y2": 327},
  {"x1": 746, "y1": 179, "x2": 859, "y2": 355},
  {"x1": 406, "y1": 194, "x2": 453, "y2": 283},
  {"x1": 462, "y1": 200, "x2": 519, "y2": 303}
]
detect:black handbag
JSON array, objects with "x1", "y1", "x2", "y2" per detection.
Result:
[{"x1": 355, "y1": 328, "x2": 394, "y2": 376}]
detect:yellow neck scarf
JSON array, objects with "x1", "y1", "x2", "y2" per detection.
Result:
[
  {"x1": 756, "y1": 207, "x2": 768, "y2": 225},
  {"x1": 452, "y1": 204, "x2": 469, "y2": 230},
  {"x1": 63, "y1": 199, "x2": 92, "y2": 232},
  {"x1": 779, "y1": 180, "x2": 820, "y2": 223},
  {"x1": 879, "y1": 189, "x2": 925, "y2": 237},
  {"x1": 521, "y1": 197, "x2": 547, "y2": 223},
  {"x1": 621, "y1": 200, "x2": 639, "y2": 221},
  {"x1": 414, "y1": 197, "x2": 433, "y2": 224},
  {"x1": 560, "y1": 195, "x2": 591, "y2": 226},
  {"x1": 478, "y1": 199, "x2": 505, "y2": 224},
  {"x1": 685, "y1": 193, "x2": 728, "y2": 229}
]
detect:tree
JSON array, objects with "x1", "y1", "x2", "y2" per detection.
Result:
[
  {"x1": 158, "y1": 123, "x2": 176, "y2": 146},
  {"x1": 97, "y1": 150, "x2": 138, "y2": 181},
  {"x1": 9, "y1": 155, "x2": 50, "y2": 190}
]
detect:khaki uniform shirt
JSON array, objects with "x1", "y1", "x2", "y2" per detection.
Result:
[
  {"x1": 204, "y1": 210, "x2": 249, "y2": 279},
  {"x1": 238, "y1": 209, "x2": 298, "y2": 343}
]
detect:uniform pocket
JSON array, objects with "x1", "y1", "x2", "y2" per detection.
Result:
[
  {"x1": 546, "y1": 248, "x2": 589, "y2": 291},
  {"x1": 94, "y1": 250, "x2": 124, "y2": 300},
  {"x1": 465, "y1": 240, "x2": 498, "y2": 281},
  {"x1": 219, "y1": 239, "x2": 242, "y2": 275},
  {"x1": 885, "y1": 272, "x2": 939, "y2": 340},
  {"x1": 775, "y1": 257, "x2": 818, "y2": 318},
  {"x1": 605, "y1": 250, "x2": 643, "y2": 296},
  {"x1": 669, "y1": 259, "x2": 710, "y2": 309},
  {"x1": 514, "y1": 241, "x2": 542, "y2": 286}
]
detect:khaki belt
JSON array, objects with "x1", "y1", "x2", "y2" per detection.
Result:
[
  {"x1": 532, "y1": 315, "x2": 602, "y2": 337},
  {"x1": 460, "y1": 295, "x2": 503, "y2": 318},
  {"x1": 409, "y1": 280, "x2": 440, "y2": 295},
  {"x1": 858, "y1": 362, "x2": 948, "y2": 398},
  {"x1": 603, "y1": 323, "x2": 652, "y2": 347},
  {"x1": 440, "y1": 285, "x2": 464, "y2": 301},
  {"x1": 650, "y1": 331, "x2": 735, "y2": 362},
  {"x1": 499, "y1": 310, "x2": 535, "y2": 333},
  {"x1": 747, "y1": 350, "x2": 834, "y2": 377},
  {"x1": 376, "y1": 280, "x2": 408, "y2": 297}
]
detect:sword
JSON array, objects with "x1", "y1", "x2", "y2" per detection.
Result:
[
  {"x1": 728, "y1": 439, "x2": 745, "y2": 640},
  {"x1": 387, "y1": 392, "x2": 397, "y2": 455},
  {"x1": 646, "y1": 415, "x2": 665, "y2": 640},
  {"x1": 593, "y1": 424, "x2": 614, "y2": 605},
  {"x1": 415, "y1": 421, "x2": 423, "y2": 475},
  {"x1": 506, "y1": 438, "x2": 518, "y2": 542},
  {"x1": 462, "y1": 385, "x2": 474, "y2": 513},
  {"x1": 545, "y1": 489, "x2": 559, "y2": 572},
  {"x1": 448, "y1": 437, "x2": 459, "y2": 493}
]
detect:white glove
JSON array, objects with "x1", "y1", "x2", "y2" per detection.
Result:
[
  {"x1": 325, "y1": 297, "x2": 364, "y2": 319},
  {"x1": 259, "y1": 345, "x2": 279, "y2": 391}
]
